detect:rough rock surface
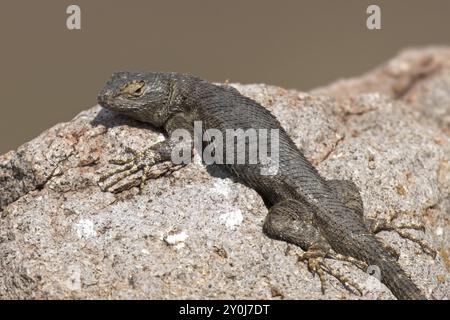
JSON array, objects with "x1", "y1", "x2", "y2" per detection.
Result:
[{"x1": 0, "y1": 47, "x2": 449, "y2": 299}]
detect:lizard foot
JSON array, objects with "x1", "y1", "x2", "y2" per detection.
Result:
[
  {"x1": 298, "y1": 246, "x2": 364, "y2": 296},
  {"x1": 98, "y1": 145, "x2": 182, "y2": 193},
  {"x1": 367, "y1": 211, "x2": 436, "y2": 258},
  {"x1": 327, "y1": 252, "x2": 368, "y2": 270}
]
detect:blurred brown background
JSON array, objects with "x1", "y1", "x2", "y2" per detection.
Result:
[{"x1": 1, "y1": 0, "x2": 449, "y2": 154}]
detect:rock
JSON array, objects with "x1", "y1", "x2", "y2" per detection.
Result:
[
  {"x1": 0, "y1": 48, "x2": 449, "y2": 299},
  {"x1": 313, "y1": 46, "x2": 450, "y2": 134}
]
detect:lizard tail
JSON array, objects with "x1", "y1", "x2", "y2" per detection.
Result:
[
  {"x1": 335, "y1": 227, "x2": 427, "y2": 299},
  {"x1": 356, "y1": 235, "x2": 427, "y2": 300},
  {"x1": 374, "y1": 254, "x2": 427, "y2": 300}
]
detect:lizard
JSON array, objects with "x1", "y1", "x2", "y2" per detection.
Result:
[{"x1": 97, "y1": 71, "x2": 435, "y2": 300}]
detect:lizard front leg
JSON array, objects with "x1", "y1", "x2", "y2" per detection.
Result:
[{"x1": 98, "y1": 113, "x2": 194, "y2": 193}]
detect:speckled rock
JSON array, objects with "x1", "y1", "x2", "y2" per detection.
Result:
[
  {"x1": 1, "y1": 48, "x2": 449, "y2": 299},
  {"x1": 313, "y1": 46, "x2": 450, "y2": 134}
]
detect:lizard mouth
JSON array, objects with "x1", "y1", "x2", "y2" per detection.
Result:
[{"x1": 97, "y1": 93, "x2": 141, "y2": 115}]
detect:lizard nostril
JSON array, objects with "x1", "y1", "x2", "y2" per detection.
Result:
[
  {"x1": 98, "y1": 93, "x2": 107, "y2": 105},
  {"x1": 98, "y1": 90, "x2": 113, "y2": 106}
]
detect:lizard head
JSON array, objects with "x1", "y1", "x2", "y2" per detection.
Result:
[{"x1": 97, "y1": 71, "x2": 173, "y2": 127}]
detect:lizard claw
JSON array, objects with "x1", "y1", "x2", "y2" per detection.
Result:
[
  {"x1": 98, "y1": 146, "x2": 158, "y2": 192},
  {"x1": 298, "y1": 248, "x2": 364, "y2": 296},
  {"x1": 367, "y1": 212, "x2": 436, "y2": 258},
  {"x1": 98, "y1": 144, "x2": 185, "y2": 193}
]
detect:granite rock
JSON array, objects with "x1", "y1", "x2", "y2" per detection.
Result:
[{"x1": 0, "y1": 48, "x2": 449, "y2": 299}]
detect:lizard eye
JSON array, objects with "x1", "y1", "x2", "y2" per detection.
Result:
[{"x1": 122, "y1": 81, "x2": 145, "y2": 97}]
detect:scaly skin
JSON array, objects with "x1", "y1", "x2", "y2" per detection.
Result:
[{"x1": 98, "y1": 71, "x2": 433, "y2": 299}]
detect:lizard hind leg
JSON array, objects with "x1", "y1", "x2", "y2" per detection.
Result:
[
  {"x1": 327, "y1": 179, "x2": 432, "y2": 259},
  {"x1": 263, "y1": 198, "x2": 320, "y2": 250},
  {"x1": 263, "y1": 199, "x2": 364, "y2": 296},
  {"x1": 298, "y1": 244, "x2": 364, "y2": 296},
  {"x1": 328, "y1": 179, "x2": 407, "y2": 260},
  {"x1": 366, "y1": 212, "x2": 436, "y2": 258}
]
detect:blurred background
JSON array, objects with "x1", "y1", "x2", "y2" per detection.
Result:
[{"x1": 1, "y1": 0, "x2": 450, "y2": 153}]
